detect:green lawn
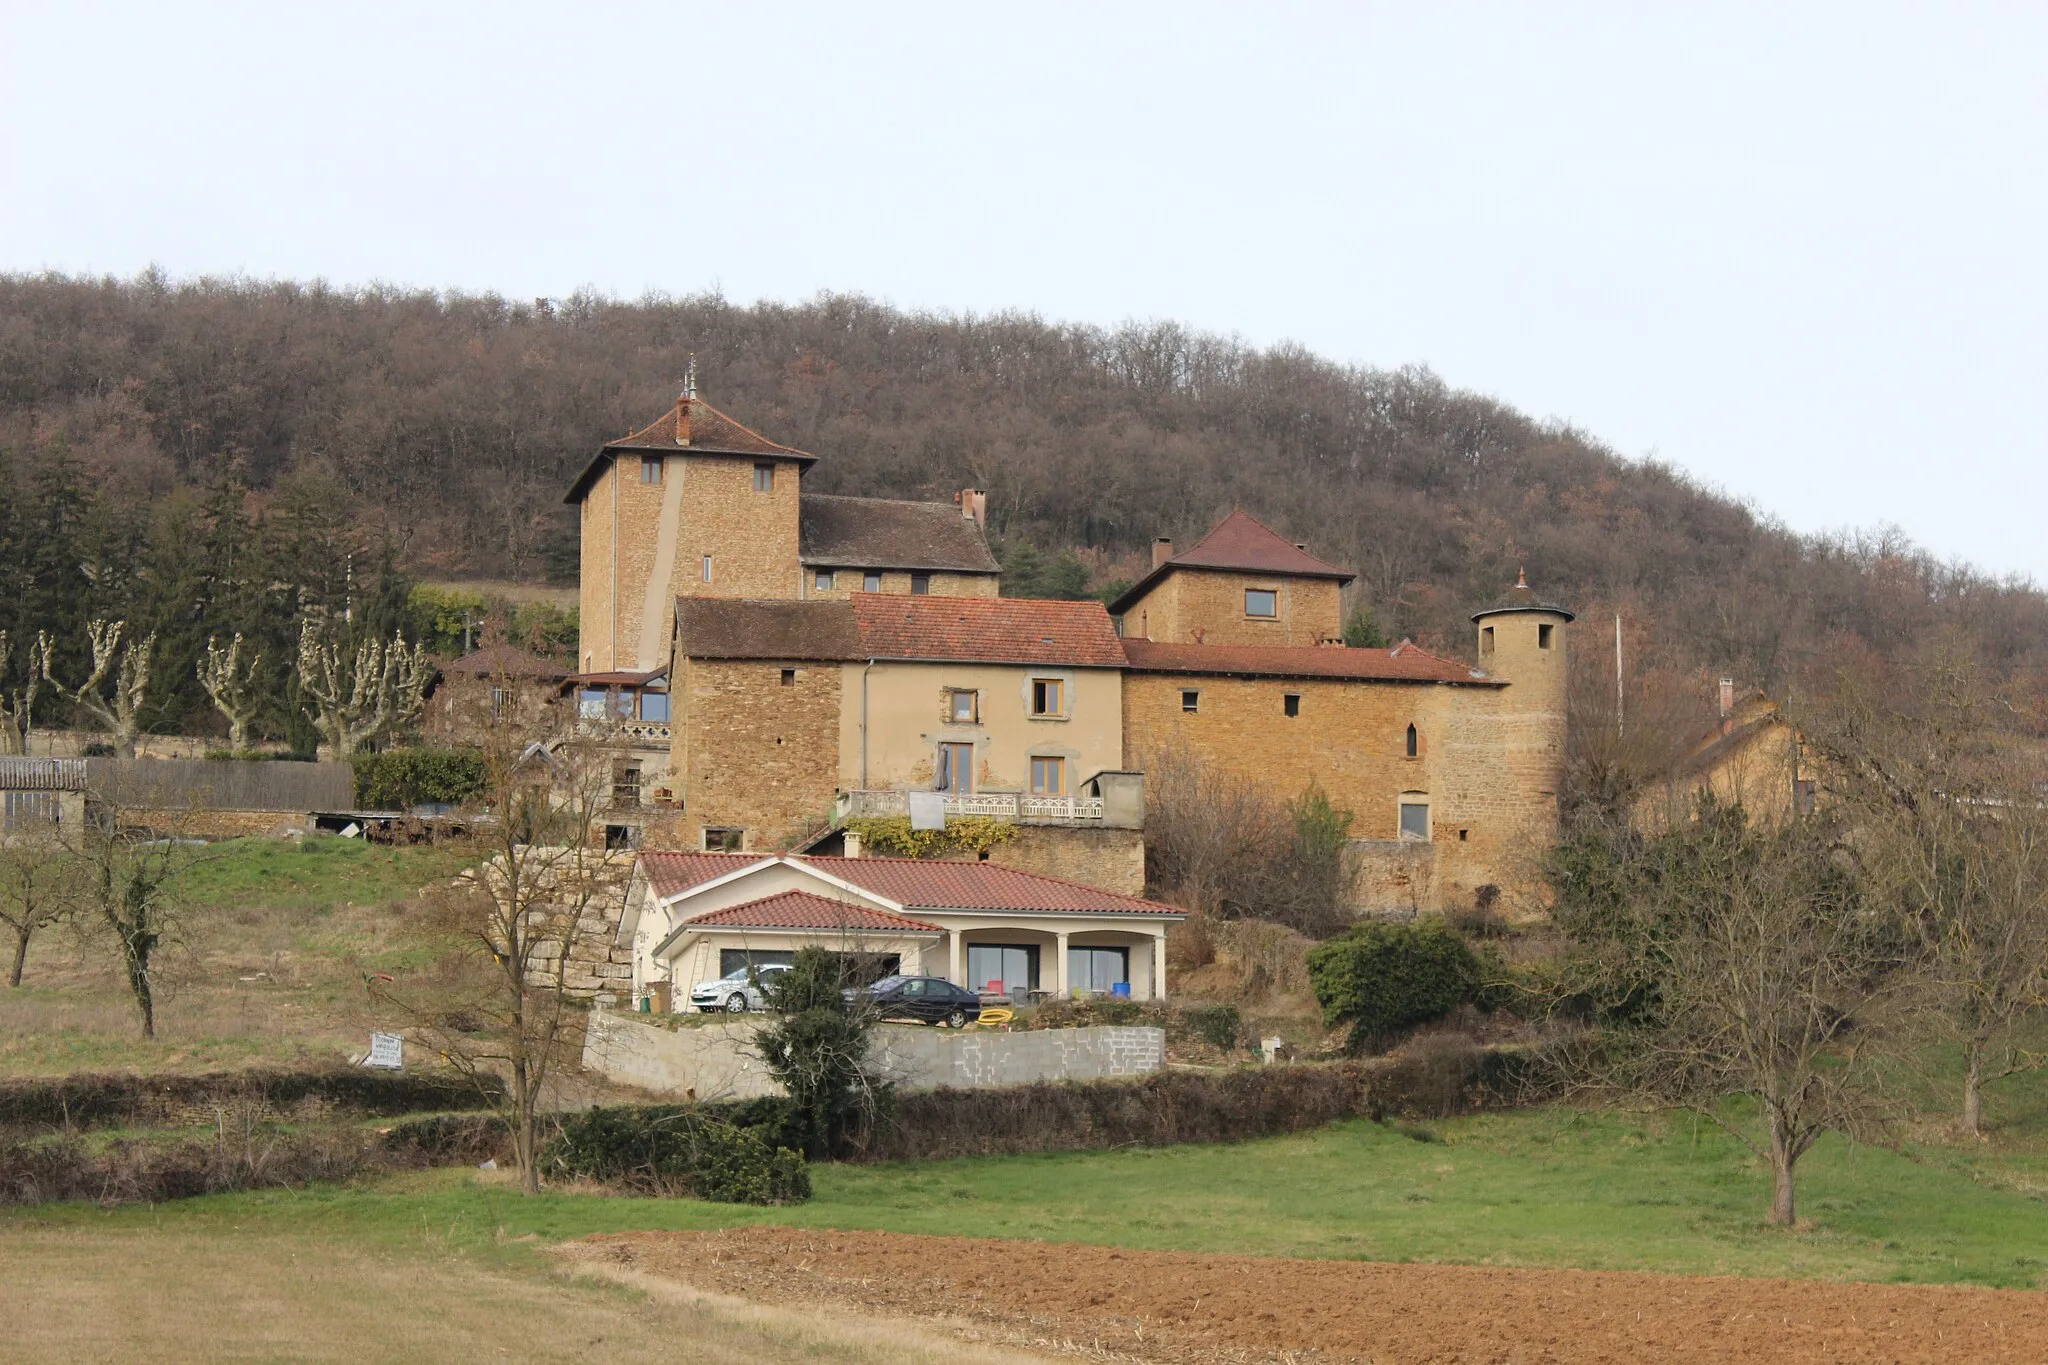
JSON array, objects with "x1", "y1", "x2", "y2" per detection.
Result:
[{"x1": 14, "y1": 1108, "x2": 2048, "y2": 1288}]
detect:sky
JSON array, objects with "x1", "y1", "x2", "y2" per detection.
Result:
[{"x1": 4, "y1": 2, "x2": 2044, "y2": 581}]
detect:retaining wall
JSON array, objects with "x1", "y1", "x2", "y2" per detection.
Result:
[{"x1": 582, "y1": 1010, "x2": 1164, "y2": 1100}]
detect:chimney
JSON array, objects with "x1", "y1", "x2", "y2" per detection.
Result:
[
  {"x1": 957, "y1": 489, "x2": 987, "y2": 529},
  {"x1": 1718, "y1": 678, "x2": 1736, "y2": 717},
  {"x1": 843, "y1": 828, "x2": 863, "y2": 859},
  {"x1": 674, "y1": 391, "x2": 691, "y2": 447},
  {"x1": 1151, "y1": 537, "x2": 1174, "y2": 568}
]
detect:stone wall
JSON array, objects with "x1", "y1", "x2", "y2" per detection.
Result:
[
  {"x1": 955, "y1": 824, "x2": 1147, "y2": 898},
  {"x1": 804, "y1": 569, "x2": 998, "y2": 599},
  {"x1": 582, "y1": 1011, "x2": 1164, "y2": 1099},
  {"x1": 675, "y1": 455, "x2": 804, "y2": 603},
  {"x1": 670, "y1": 656, "x2": 842, "y2": 852},
  {"x1": 1120, "y1": 569, "x2": 1342, "y2": 647}
]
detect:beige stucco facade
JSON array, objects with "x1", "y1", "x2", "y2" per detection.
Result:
[{"x1": 836, "y1": 661, "x2": 1125, "y2": 796}]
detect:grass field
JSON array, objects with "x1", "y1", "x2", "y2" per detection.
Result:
[
  {"x1": 11, "y1": 1108, "x2": 2048, "y2": 1288},
  {"x1": 0, "y1": 837, "x2": 476, "y2": 1075}
]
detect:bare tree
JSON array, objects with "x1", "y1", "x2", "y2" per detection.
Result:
[
  {"x1": 196, "y1": 633, "x2": 264, "y2": 751},
  {"x1": 1142, "y1": 739, "x2": 1289, "y2": 917},
  {"x1": 295, "y1": 617, "x2": 433, "y2": 758},
  {"x1": 0, "y1": 630, "x2": 52, "y2": 757},
  {"x1": 1553, "y1": 800, "x2": 1913, "y2": 1225},
  {"x1": 63, "y1": 620, "x2": 155, "y2": 759},
  {"x1": 371, "y1": 722, "x2": 626, "y2": 1194},
  {"x1": 0, "y1": 827, "x2": 78, "y2": 987},
  {"x1": 65, "y1": 787, "x2": 191, "y2": 1037}
]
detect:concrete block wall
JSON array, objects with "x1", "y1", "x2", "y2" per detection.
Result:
[{"x1": 581, "y1": 1011, "x2": 1165, "y2": 1100}]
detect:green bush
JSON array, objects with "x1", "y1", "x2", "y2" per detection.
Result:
[
  {"x1": 350, "y1": 748, "x2": 488, "y2": 809},
  {"x1": 757, "y1": 947, "x2": 882, "y2": 1158},
  {"x1": 543, "y1": 1105, "x2": 809, "y2": 1203},
  {"x1": 1305, "y1": 918, "x2": 1481, "y2": 1054},
  {"x1": 1183, "y1": 1004, "x2": 1242, "y2": 1051}
]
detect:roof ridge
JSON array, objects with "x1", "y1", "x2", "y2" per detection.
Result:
[{"x1": 615, "y1": 396, "x2": 808, "y2": 457}]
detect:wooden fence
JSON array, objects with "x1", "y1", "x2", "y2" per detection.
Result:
[{"x1": 82, "y1": 758, "x2": 353, "y2": 812}]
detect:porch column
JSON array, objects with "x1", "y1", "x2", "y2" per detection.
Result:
[
  {"x1": 1054, "y1": 930, "x2": 1070, "y2": 997},
  {"x1": 1152, "y1": 933, "x2": 1168, "y2": 1001},
  {"x1": 948, "y1": 929, "x2": 964, "y2": 986}
]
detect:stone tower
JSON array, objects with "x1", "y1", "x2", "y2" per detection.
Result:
[{"x1": 1458, "y1": 573, "x2": 1574, "y2": 893}]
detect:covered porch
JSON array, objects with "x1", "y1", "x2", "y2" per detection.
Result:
[{"x1": 929, "y1": 920, "x2": 1168, "y2": 1002}]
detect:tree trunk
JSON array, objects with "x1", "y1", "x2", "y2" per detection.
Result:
[
  {"x1": 123, "y1": 939, "x2": 155, "y2": 1038},
  {"x1": 1767, "y1": 1110, "x2": 1798, "y2": 1226},
  {"x1": 1963, "y1": 1042, "x2": 1986, "y2": 1139},
  {"x1": 514, "y1": 1066, "x2": 540, "y2": 1195},
  {"x1": 8, "y1": 926, "x2": 29, "y2": 987}
]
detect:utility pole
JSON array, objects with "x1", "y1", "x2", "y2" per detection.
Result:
[{"x1": 1614, "y1": 612, "x2": 1625, "y2": 740}]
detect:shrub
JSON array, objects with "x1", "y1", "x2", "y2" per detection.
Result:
[
  {"x1": 1183, "y1": 1004, "x2": 1242, "y2": 1051},
  {"x1": 755, "y1": 947, "x2": 880, "y2": 1158},
  {"x1": 543, "y1": 1105, "x2": 809, "y2": 1203},
  {"x1": 350, "y1": 748, "x2": 488, "y2": 809},
  {"x1": 841, "y1": 814, "x2": 1017, "y2": 857},
  {"x1": 1305, "y1": 919, "x2": 1481, "y2": 1054}
]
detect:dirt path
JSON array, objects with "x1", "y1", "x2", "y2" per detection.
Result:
[{"x1": 568, "y1": 1226, "x2": 2048, "y2": 1364}]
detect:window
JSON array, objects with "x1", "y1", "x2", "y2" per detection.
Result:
[
  {"x1": 968, "y1": 944, "x2": 1038, "y2": 995},
  {"x1": 1181, "y1": 690, "x2": 1200, "y2": 713},
  {"x1": 638, "y1": 691, "x2": 670, "y2": 722},
  {"x1": 1030, "y1": 755, "x2": 1066, "y2": 795},
  {"x1": 609, "y1": 689, "x2": 634, "y2": 720},
  {"x1": 1539, "y1": 623, "x2": 1554, "y2": 649},
  {"x1": 1406, "y1": 724, "x2": 1418, "y2": 758},
  {"x1": 1481, "y1": 625, "x2": 1495, "y2": 654},
  {"x1": 1794, "y1": 779, "x2": 1816, "y2": 815},
  {"x1": 577, "y1": 688, "x2": 608, "y2": 720},
  {"x1": 1458, "y1": 828, "x2": 1469, "y2": 842},
  {"x1": 700, "y1": 555, "x2": 713, "y2": 583},
  {"x1": 815, "y1": 570, "x2": 835, "y2": 590},
  {"x1": 604, "y1": 824, "x2": 637, "y2": 850},
  {"x1": 703, "y1": 826, "x2": 743, "y2": 852},
  {"x1": 1068, "y1": 946, "x2": 1129, "y2": 994},
  {"x1": 781, "y1": 668, "x2": 796, "y2": 686},
  {"x1": 864, "y1": 571, "x2": 883, "y2": 592},
  {"x1": 1399, "y1": 800, "x2": 1430, "y2": 842},
  {"x1": 489, "y1": 686, "x2": 509, "y2": 719},
  {"x1": 910, "y1": 573, "x2": 931, "y2": 595},
  {"x1": 640, "y1": 456, "x2": 662, "y2": 484},
  {"x1": 753, "y1": 462, "x2": 775, "y2": 492},
  {"x1": 1245, "y1": 589, "x2": 1278, "y2": 618},
  {"x1": 948, "y1": 689, "x2": 978, "y2": 723},
  {"x1": 1031, "y1": 678, "x2": 1064, "y2": 716},
  {"x1": 936, "y1": 742, "x2": 974, "y2": 793},
  {"x1": 1283, "y1": 693, "x2": 1301, "y2": 718},
  {"x1": 612, "y1": 762, "x2": 642, "y2": 806}
]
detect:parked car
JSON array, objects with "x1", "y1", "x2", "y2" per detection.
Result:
[
  {"x1": 846, "y1": 975, "x2": 984, "y2": 1028},
  {"x1": 689, "y1": 962, "x2": 792, "y2": 1013}
]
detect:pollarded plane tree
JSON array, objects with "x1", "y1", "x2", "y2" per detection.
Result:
[
  {"x1": 197, "y1": 633, "x2": 264, "y2": 753},
  {"x1": 294, "y1": 615, "x2": 433, "y2": 759},
  {"x1": 60, "y1": 620, "x2": 155, "y2": 760},
  {"x1": 0, "y1": 630, "x2": 53, "y2": 756}
]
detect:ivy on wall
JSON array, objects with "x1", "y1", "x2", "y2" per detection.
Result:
[{"x1": 841, "y1": 815, "x2": 1019, "y2": 858}]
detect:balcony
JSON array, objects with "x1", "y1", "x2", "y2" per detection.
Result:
[
  {"x1": 838, "y1": 789, "x2": 1107, "y2": 825},
  {"x1": 574, "y1": 718, "x2": 672, "y2": 746}
]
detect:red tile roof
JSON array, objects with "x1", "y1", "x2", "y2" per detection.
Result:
[
  {"x1": 1120, "y1": 638, "x2": 1502, "y2": 686},
  {"x1": 682, "y1": 890, "x2": 943, "y2": 934},
  {"x1": 848, "y1": 594, "x2": 1126, "y2": 667},
  {"x1": 1109, "y1": 509, "x2": 1353, "y2": 614},
  {"x1": 807, "y1": 856, "x2": 1184, "y2": 915},
  {"x1": 564, "y1": 395, "x2": 815, "y2": 502},
  {"x1": 636, "y1": 851, "x2": 1184, "y2": 916}
]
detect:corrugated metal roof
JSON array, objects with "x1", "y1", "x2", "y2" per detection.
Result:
[{"x1": 0, "y1": 758, "x2": 87, "y2": 791}]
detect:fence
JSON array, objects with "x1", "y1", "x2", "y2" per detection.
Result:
[{"x1": 81, "y1": 758, "x2": 354, "y2": 813}]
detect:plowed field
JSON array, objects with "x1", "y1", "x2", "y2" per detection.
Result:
[{"x1": 565, "y1": 1226, "x2": 2048, "y2": 1364}]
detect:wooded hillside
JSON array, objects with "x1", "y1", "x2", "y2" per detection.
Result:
[{"x1": 3, "y1": 270, "x2": 2042, "y2": 714}]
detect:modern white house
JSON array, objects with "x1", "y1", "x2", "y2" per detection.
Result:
[{"x1": 617, "y1": 851, "x2": 1185, "y2": 1006}]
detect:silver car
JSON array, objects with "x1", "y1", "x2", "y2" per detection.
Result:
[{"x1": 689, "y1": 962, "x2": 791, "y2": 1013}]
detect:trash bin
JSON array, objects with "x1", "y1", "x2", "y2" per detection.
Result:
[{"x1": 1110, "y1": 981, "x2": 1131, "y2": 998}]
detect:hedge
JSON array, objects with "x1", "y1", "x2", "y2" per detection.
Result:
[{"x1": 350, "y1": 748, "x2": 488, "y2": 809}]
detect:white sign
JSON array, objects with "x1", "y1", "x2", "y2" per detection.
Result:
[
  {"x1": 365, "y1": 1032, "x2": 404, "y2": 1069},
  {"x1": 907, "y1": 791, "x2": 947, "y2": 831}
]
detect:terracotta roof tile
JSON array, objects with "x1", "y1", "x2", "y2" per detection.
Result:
[
  {"x1": 811, "y1": 856, "x2": 1184, "y2": 915},
  {"x1": 675, "y1": 599, "x2": 864, "y2": 661},
  {"x1": 636, "y1": 851, "x2": 1184, "y2": 916},
  {"x1": 799, "y1": 494, "x2": 1000, "y2": 574},
  {"x1": 1108, "y1": 509, "x2": 1353, "y2": 614},
  {"x1": 847, "y1": 594, "x2": 1126, "y2": 667},
  {"x1": 682, "y1": 890, "x2": 943, "y2": 933},
  {"x1": 564, "y1": 395, "x2": 814, "y2": 503},
  {"x1": 1120, "y1": 638, "x2": 1501, "y2": 685}
]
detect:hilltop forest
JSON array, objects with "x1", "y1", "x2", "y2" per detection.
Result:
[{"x1": 2, "y1": 269, "x2": 2044, "y2": 748}]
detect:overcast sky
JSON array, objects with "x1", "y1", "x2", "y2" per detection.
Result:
[{"x1": 4, "y1": 2, "x2": 2043, "y2": 581}]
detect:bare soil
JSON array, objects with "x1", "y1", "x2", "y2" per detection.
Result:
[{"x1": 567, "y1": 1226, "x2": 2048, "y2": 1364}]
